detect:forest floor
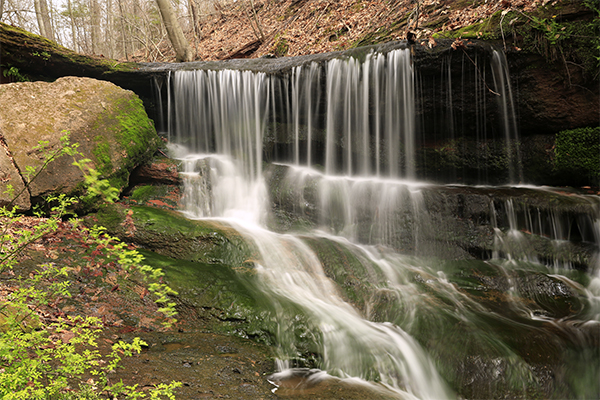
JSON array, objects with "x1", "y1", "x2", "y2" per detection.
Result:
[{"x1": 128, "y1": 0, "x2": 553, "y2": 62}]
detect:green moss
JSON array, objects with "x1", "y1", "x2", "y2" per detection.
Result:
[
  {"x1": 352, "y1": 27, "x2": 393, "y2": 48},
  {"x1": 92, "y1": 202, "x2": 128, "y2": 232},
  {"x1": 433, "y1": 10, "x2": 504, "y2": 40},
  {"x1": 272, "y1": 35, "x2": 289, "y2": 57},
  {"x1": 428, "y1": 2, "x2": 598, "y2": 79},
  {"x1": 130, "y1": 185, "x2": 158, "y2": 201},
  {"x1": 139, "y1": 249, "x2": 276, "y2": 343},
  {"x1": 93, "y1": 95, "x2": 159, "y2": 189},
  {"x1": 352, "y1": 14, "x2": 409, "y2": 48},
  {"x1": 115, "y1": 97, "x2": 157, "y2": 154},
  {"x1": 92, "y1": 137, "x2": 113, "y2": 176},
  {"x1": 0, "y1": 22, "x2": 140, "y2": 79},
  {"x1": 554, "y1": 126, "x2": 600, "y2": 184},
  {"x1": 512, "y1": 2, "x2": 598, "y2": 79},
  {"x1": 302, "y1": 236, "x2": 385, "y2": 311},
  {"x1": 89, "y1": 203, "x2": 253, "y2": 265}
]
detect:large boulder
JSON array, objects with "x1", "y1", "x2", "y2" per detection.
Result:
[{"x1": 0, "y1": 76, "x2": 160, "y2": 210}]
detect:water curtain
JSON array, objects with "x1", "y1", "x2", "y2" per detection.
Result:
[{"x1": 162, "y1": 47, "x2": 600, "y2": 399}]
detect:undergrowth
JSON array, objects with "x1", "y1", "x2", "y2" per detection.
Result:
[{"x1": 0, "y1": 132, "x2": 181, "y2": 398}]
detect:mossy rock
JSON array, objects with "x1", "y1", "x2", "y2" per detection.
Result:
[
  {"x1": 301, "y1": 235, "x2": 386, "y2": 313},
  {"x1": 554, "y1": 126, "x2": 600, "y2": 185},
  {"x1": 139, "y1": 249, "x2": 276, "y2": 344},
  {"x1": 88, "y1": 203, "x2": 252, "y2": 265},
  {"x1": 0, "y1": 77, "x2": 159, "y2": 210}
]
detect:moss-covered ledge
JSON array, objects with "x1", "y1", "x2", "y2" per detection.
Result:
[
  {"x1": 0, "y1": 23, "x2": 144, "y2": 83},
  {"x1": 87, "y1": 203, "x2": 253, "y2": 265},
  {"x1": 0, "y1": 22, "x2": 158, "y2": 113}
]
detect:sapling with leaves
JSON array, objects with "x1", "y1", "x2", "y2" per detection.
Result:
[{"x1": 0, "y1": 131, "x2": 181, "y2": 399}]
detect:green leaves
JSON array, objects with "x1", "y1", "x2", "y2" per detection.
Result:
[
  {"x1": 72, "y1": 158, "x2": 121, "y2": 204},
  {"x1": 0, "y1": 136, "x2": 181, "y2": 398}
]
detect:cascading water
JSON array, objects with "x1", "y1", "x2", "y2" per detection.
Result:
[
  {"x1": 161, "y1": 46, "x2": 600, "y2": 399},
  {"x1": 490, "y1": 50, "x2": 523, "y2": 184}
]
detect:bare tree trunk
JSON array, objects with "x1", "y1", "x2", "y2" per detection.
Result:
[
  {"x1": 34, "y1": 0, "x2": 49, "y2": 39},
  {"x1": 188, "y1": 0, "x2": 202, "y2": 39},
  {"x1": 90, "y1": 0, "x2": 101, "y2": 54},
  {"x1": 155, "y1": 0, "x2": 193, "y2": 62},
  {"x1": 39, "y1": 0, "x2": 54, "y2": 41},
  {"x1": 67, "y1": 0, "x2": 77, "y2": 51},
  {"x1": 118, "y1": 0, "x2": 129, "y2": 60},
  {"x1": 1, "y1": 0, "x2": 5, "y2": 21},
  {"x1": 106, "y1": 0, "x2": 114, "y2": 58}
]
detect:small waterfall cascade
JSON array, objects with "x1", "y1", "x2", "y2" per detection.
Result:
[
  {"x1": 168, "y1": 69, "x2": 269, "y2": 182},
  {"x1": 491, "y1": 193, "x2": 600, "y2": 270},
  {"x1": 160, "y1": 45, "x2": 600, "y2": 399},
  {"x1": 490, "y1": 50, "x2": 523, "y2": 184},
  {"x1": 324, "y1": 50, "x2": 415, "y2": 177}
]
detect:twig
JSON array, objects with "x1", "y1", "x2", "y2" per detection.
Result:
[
  {"x1": 461, "y1": 48, "x2": 500, "y2": 96},
  {"x1": 249, "y1": 0, "x2": 265, "y2": 41},
  {"x1": 315, "y1": 1, "x2": 333, "y2": 26},
  {"x1": 243, "y1": 1, "x2": 262, "y2": 41},
  {"x1": 158, "y1": 148, "x2": 169, "y2": 158},
  {"x1": 5, "y1": 144, "x2": 65, "y2": 209},
  {"x1": 499, "y1": 10, "x2": 508, "y2": 51}
]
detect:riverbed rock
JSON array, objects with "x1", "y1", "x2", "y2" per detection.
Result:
[
  {"x1": 129, "y1": 157, "x2": 181, "y2": 186},
  {"x1": 0, "y1": 76, "x2": 159, "y2": 210}
]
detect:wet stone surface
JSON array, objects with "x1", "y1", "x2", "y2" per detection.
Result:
[
  {"x1": 107, "y1": 329, "x2": 400, "y2": 400},
  {"x1": 105, "y1": 329, "x2": 278, "y2": 399}
]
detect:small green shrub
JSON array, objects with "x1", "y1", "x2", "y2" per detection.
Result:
[
  {"x1": 0, "y1": 134, "x2": 181, "y2": 398},
  {"x1": 273, "y1": 35, "x2": 289, "y2": 57},
  {"x1": 1, "y1": 65, "x2": 29, "y2": 82}
]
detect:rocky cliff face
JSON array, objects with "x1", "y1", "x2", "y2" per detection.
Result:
[{"x1": 0, "y1": 76, "x2": 159, "y2": 210}]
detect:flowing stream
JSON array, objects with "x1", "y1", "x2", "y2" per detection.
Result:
[{"x1": 161, "y1": 47, "x2": 599, "y2": 399}]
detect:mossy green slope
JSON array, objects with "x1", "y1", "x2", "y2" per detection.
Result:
[{"x1": 90, "y1": 203, "x2": 252, "y2": 265}]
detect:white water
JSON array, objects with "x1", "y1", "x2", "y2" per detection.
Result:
[
  {"x1": 175, "y1": 148, "x2": 600, "y2": 398},
  {"x1": 491, "y1": 50, "x2": 522, "y2": 184},
  {"x1": 324, "y1": 50, "x2": 415, "y2": 177},
  {"x1": 165, "y1": 51, "x2": 453, "y2": 396},
  {"x1": 174, "y1": 146, "x2": 453, "y2": 399},
  {"x1": 164, "y1": 48, "x2": 600, "y2": 399}
]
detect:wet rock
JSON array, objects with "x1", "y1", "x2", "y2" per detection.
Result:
[
  {"x1": 104, "y1": 330, "x2": 278, "y2": 400},
  {"x1": 265, "y1": 164, "x2": 599, "y2": 269},
  {"x1": 129, "y1": 157, "x2": 181, "y2": 186}
]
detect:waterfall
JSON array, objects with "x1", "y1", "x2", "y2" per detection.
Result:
[
  {"x1": 170, "y1": 69, "x2": 269, "y2": 182},
  {"x1": 161, "y1": 45, "x2": 600, "y2": 399},
  {"x1": 491, "y1": 50, "x2": 523, "y2": 184},
  {"x1": 168, "y1": 49, "x2": 454, "y2": 398}
]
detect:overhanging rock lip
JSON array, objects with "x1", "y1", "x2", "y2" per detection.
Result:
[{"x1": 138, "y1": 39, "x2": 498, "y2": 75}]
